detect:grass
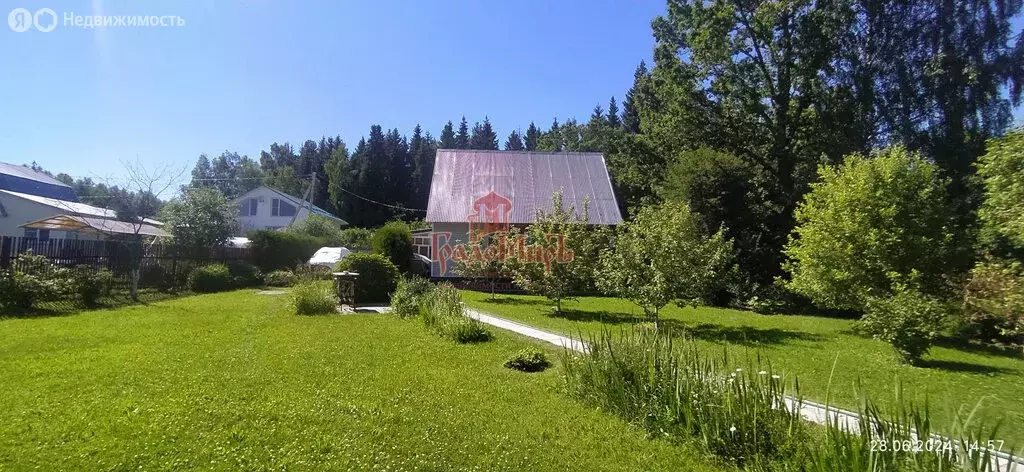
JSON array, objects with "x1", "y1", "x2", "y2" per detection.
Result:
[
  {"x1": 461, "y1": 291, "x2": 1024, "y2": 449},
  {"x1": 0, "y1": 289, "x2": 724, "y2": 471}
]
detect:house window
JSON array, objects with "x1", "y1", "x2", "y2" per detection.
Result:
[
  {"x1": 240, "y1": 198, "x2": 258, "y2": 216},
  {"x1": 272, "y1": 198, "x2": 297, "y2": 217},
  {"x1": 24, "y1": 228, "x2": 50, "y2": 240}
]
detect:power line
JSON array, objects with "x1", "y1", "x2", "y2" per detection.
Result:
[{"x1": 335, "y1": 186, "x2": 426, "y2": 213}]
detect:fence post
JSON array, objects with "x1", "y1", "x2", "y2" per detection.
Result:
[{"x1": 0, "y1": 236, "x2": 10, "y2": 270}]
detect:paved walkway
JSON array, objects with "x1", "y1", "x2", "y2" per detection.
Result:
[{"x1": 462, "y1": 307, "x2": 1021, "y2": 471}]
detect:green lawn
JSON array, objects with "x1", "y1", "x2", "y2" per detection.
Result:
[
  {"x1": 461, "y1": 291, "x2": 1024, "y2": 449},
  {"x1": 0, "y1": 290, "x2": 724, "y2": 471}
]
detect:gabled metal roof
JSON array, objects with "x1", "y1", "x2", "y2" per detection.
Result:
[
  {"x1": 426, "y1": 150, "x2": 623, "y2": 225},
  {"x1": 0, "y1": 189, "x2": 163, "y2": 225},
  {"x1": 0, "y1": 161, "x2": 78, "y2": 201}
]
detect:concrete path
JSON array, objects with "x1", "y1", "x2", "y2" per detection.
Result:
[{"x1": 462, "y1": 307, "x2": 1021, "y2": 471}]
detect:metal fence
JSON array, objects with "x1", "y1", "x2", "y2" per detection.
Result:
[{"x1": 0, "y1": 236, "x2": 253, "y2": 312}]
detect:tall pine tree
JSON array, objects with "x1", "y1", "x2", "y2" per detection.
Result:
[
  {"x1": 524, "y1": 122, "x2": 541, "y2": 151},
  {"x1": 456, "y1": 117, "x2": 470, "y2": 149},
  {"x1": 439, "y1": 121, "x2": 457, "y2": 149},
  {"x1": 504, "y1": 130, "x2": 525, "y2": 150},
  {"x1": 607, "y1": 97, "x2": 621, "y2": 128},
  {"x1": 470, "y1": 117, "x2": 499, "y2": 150},
  {"x1": 621, "y1": 61, "x2": 648, "y2": 134}
]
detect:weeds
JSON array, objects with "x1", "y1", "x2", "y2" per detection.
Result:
[
  {"x1": 421, "y1": 283, "x2": 492, "y2": 343},
  {"x1": 290, "y1": 282, "x2": 337, "y2": 315}
]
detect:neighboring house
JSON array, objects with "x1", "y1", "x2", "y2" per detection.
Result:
[
  {"x1": 0, "y1": 161, "x2": 78, "y2": 201},
  {"x1": 233, "y1": 185, "x2": 347, "y2": 235},
  {"x1": 425, "y1": 150, "x2": 623, "y2": 277},
  {"x1": 0, "y1": 189, "x2": 165, "y2": 240}
]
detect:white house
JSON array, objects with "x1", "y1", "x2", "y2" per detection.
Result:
[
  {"x1": 233, "y1": 185, "x2": 346, "y2": 235},
  {"x1": 0, "y1": 189, "x2": 166, "y2": 240}
]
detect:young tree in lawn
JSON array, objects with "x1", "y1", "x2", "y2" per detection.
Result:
[
  {"x1": 107, "y1": 161, "x2": 184, "y2": 301},
  {"x1": 454, "y1": 235, "x2": 510, "y2": 300},
  {"x1": 160, "y1": 187, "x2": 238, "y2": 258},
  {"x1": 508, "y1": 192, "x2": 604, "y2": 314},
  {"x1": 598, "y1": 201, "x2": 733, "y2": 326}
]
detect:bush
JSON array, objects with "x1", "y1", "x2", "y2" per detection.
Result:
[
  {"x1": 338, "y1": 227, "x2": 372, "y2": 251},
  {"x1": 249, "y1": 230, "x2": 325, "y2": 272},
  {"x1": 334, "y1": 253, "x2": 400, "y2": 303},
  {"x1": 68, "y1": 266, "x2": 114, "y2": 307},
  {"x1": 961, "y1": 258, "x2": 1024, "y2": 347},
  {"x1": 421, "y1": 283, "x2": 492, "y2": 343},
  {"x1": 188, "y1": 264, "x2": 234, "y2": 293},
  {"x1": 290, "y1": 281, "x2": 337, "y2": 315},
  {"x1": 287, "y1": 214, "x2": 344, "y2": 242},
  {"x1": 293, "y1": 264, "x2": 332, "y2": 282},
  {"x1": 371, "y1": 221, "x2": 413, "y2": 273},
  {"x1": 226, "y1": 261, "x2": 262, "y2": 288},
  {"x1": 857, "y1": 289, "x2": 949, "y2": 364},
  {"x1": 390, "y1": 276, "x2": 434, "y2": 319},
  {"x1": 784, "y1": 147, "x2": 954, "y2": 311},
  {"x1": 504, "y1": 348, "x2": 551, "y2": 372},
  {"x1": 264, "y1": 270, "x2": 297, "y2": 287},
  {"x1": 138, "y1": 264, "x2": 169, "y2": 289},
  {"x1": 977, "y1": 130, "x2": 1024, "y2": 254},
  {"x1": 0, "y1": 252, "x2": 66, "y2": 313}
]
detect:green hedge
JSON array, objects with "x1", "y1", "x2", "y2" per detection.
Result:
[
  {"x1": 334, "y1": 253, "x2": 400, "y2": 303},
  {"x1": 188, "y1": 264, "x2": 234, "y2": 293},
  {"x1": 248, "y1": 230, "x2": 325, "y2": 272},
  {"x1": 372, "y1": 221, "x2": 413, "y2": 273}
]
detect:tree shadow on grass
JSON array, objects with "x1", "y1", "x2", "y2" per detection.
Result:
[
  {"x1": 660, "y1": 319, "x2": 827, "y2": 347},
  {"x1": 549, "y1": 309, "x2": 644, "y2": 325},
  {"x1": 933, "y1": 337, "x2": 1024, "y2": 360},
  {"x1": 917, "y1": 359, "x2": 1017, "y2": 375},
  {"x1": 484, "y1": 297, "x2": 550, "y2": 307}
]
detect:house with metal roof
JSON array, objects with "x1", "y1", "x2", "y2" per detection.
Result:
[
  {"x1": 425, "y1": 149, "x2": 623, "y2": 277},
  {"x1": 233, "y1": 185, "x2": 347, "y2": 236},
  {"x1": 0, "y1": 189, "x2": 167, "y2": 240},
  {"x1": 0, "y1": 162, "x2": 79, "y2": 201}
]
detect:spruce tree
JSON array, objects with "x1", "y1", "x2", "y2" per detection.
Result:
[
  {"x1": 607, "y1": 97, "x2": 621, "y2": 127},
  {"x1": 440, "y1": 120, "x2": 457, "y2": 149},
  {"x1": 456, "y1": 116, "x2": 470, "y2": 149},
  {"x1": 505, "y1": 130, "x2": 525, "y2": 150},
  {"x1": 470, "y1": 116, "x2": 499, "y2": 150},
  {"x1": 524, "y1": 122, "x2": 541, "y2": 151},
  {"x1": 622, "y1": 61, "x2": 648, "y2": 134}
]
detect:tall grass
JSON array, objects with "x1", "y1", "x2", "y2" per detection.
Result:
[
  {"x1": 421, "y1": 283, "x2": 492, "y2": 343},
  {"x1": 389, "y1": 276, "x2": 434, "y2": 319},
  {"x1": 290, "y1": 281, "x2": 337, "y2": 315},
  {"x1": 562, "y1": 327, "x2": 1018, "y2": 471}
]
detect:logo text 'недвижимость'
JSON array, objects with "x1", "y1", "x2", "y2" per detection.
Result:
[{"x1": 8, "y1": 8, "x2": 185, "y2": 33}]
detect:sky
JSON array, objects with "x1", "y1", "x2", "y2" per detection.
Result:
[
  {"x1": 1, "y1": 1, "x2": 1021, "y2": 195},
  {"x1": 0, "y1": 0, "x2": 665, "y2": 192}
]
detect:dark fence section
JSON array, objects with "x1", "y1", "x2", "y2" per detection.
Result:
[{"x1": 0, "y1": 236, "x2": 253, "y2": 312}]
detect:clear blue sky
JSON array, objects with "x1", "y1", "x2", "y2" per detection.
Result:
[
  {"x1": 1, "y1": 1, "x2": 1021, "y2": 194},
  {"x1": 0, "y1": 0, "x2": 665, "y2": 191}
]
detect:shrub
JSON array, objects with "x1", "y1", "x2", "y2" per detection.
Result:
[
  {"x1": 338, "y1": 227, "x2": 372, "y2": 251},
  {"x1": 187, "y1": 264, "x2": 234, "y2": 293},
  {"x1": 138, "y1": 264, "x2": 169, "y2": 289},
  {"x1": 68, "y1": 265, "x2": 114, "y2": 307},
  {"x1": 0, "y1": 252, "x2": 66, "y2": 313},
  {"x1": 371, "y1": 221, "x2": 413, "y2": 273},
  {"x1": 784, "y1": 147, "x2": 954, "y2": 311},
  {"x1": 334, "y1": 253, "x2": 400, "y2": 303},
  {"x1": 264, "y1": 270, "x2": 297, "y2": 287},
  {"x1": 248, "y1": 230, "x2": 325, "y2": 272},
  {"x1": 961, "y1": 258, "x2": 1024, "y2": 347},
  {"x1": 293, "y1": 264, "x2": 332, "y2": 282},
  {"x1": 226, "y1": 261, "x2": 262, "y2": 288},
  {"x1": 977, "y1": 130, "x2": 1024, "y2": 254},
  {"x1": 421, "y1": 283, "x2": 491, "y2": 343},
  {"x1": 390, "y1": 276, "x2": 434, "y2": 319},
  {"x1": 504, "y1": 348, "x2": 551, "y2": 372},
  {"x1": 287, "y1": 214, "x2": 344, "y2": 242},
  {"x1": 290, "y1": 281, "x2": 337, "y2": 315},
  {"x1": 857, "y1": 288, "x2": 949, "y2": 364}
]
